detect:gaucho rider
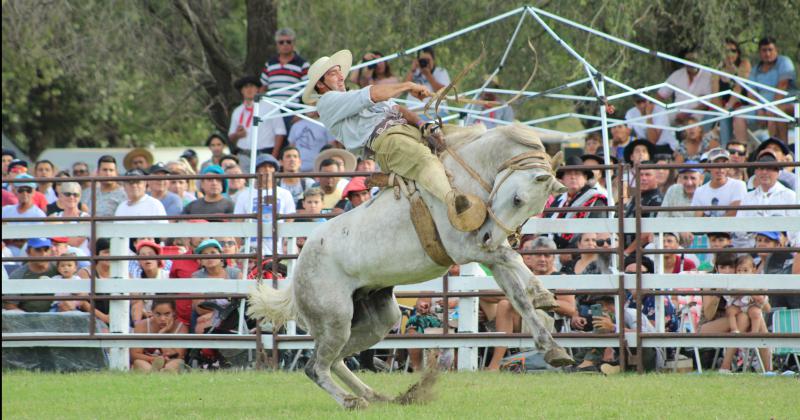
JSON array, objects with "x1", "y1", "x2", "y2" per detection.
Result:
[{"x1": 302, "y1": 50, "x2": 486, "y2": 232}]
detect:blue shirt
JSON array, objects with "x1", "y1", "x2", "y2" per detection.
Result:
[
  {"x1": 316, "y1": 87, "x2": 397, "y2": 155},
  {"x1": 749, "y1": 55, "x2": 797, "y2": 101}
]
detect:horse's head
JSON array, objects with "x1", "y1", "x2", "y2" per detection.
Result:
[{"x1": 474, "y1": 125, "x2": 566, "y2": 249}]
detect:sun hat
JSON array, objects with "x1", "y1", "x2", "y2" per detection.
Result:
[
  {"x1": 314, "y1": 148, "x2": 357, "y2": 172},
  {"x1": 195, "y1": 239, "x2": 222, "y2": 254},
  {"x1": 302, "y1": 50, "x2": 353, "y2": 105},
  {"x1": 123, "y1": 148, "x2": 154, "y2": 171}
]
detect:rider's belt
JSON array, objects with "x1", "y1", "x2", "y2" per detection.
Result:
[{"x1": 365, "y1": 115, "x2": 408, "y2": 152}]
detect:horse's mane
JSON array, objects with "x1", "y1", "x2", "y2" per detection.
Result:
[
  {"x1": 442, "y1": 124, "x2": 486, "y2": 149},
  {"x1": 444, "y1": 122, "x2": 549, "y2": 152}
]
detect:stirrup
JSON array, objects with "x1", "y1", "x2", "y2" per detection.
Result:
[{"x1": 446, "y1": 191, "x2": 487, "y2": 232}]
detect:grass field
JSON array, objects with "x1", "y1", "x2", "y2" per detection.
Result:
[{"x1": 3, "y1": 370, "x2": 798, "y2": 419}]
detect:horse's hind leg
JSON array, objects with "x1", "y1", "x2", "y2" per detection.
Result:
[{"x1": 332, "y1": 287, "x2": 401, "y2": 403}]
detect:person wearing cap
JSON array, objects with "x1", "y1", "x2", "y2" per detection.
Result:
[
  {"x1": 754, "y1": 231, "x2": 791, "y2": 274},
  {"x1": 2, "y1": 174, "x2": 47, "y2": 224},
  {"x1": 200, "y1": 133, "x2": 229, "y2": 172},
  {"x1": 747, "y1": 137, "x2": 795, "y2": 191},
  {"x1": 180, "y1": 149, "x2": 200, "y2": 174},
  {"x1": 547, "y1": 156, "x2": 608, "y2": 249},
  {"x1": 228, "y1": 76, "x2": 287, "y2": 172},
  {"x1": 278, "y1": 146, "x2": 316, "y2": 202},
  {"x1": 3, "y1": 238, "x2": 58, "y2": 312},
  {"x1": 190, "y1": 239, "x2": 243, "y2": 334},
  {"x1": 234, "y1": 154, "x2": 295, "y2": 255},
  {"x1": 340, "y1": 177, "x2": 371, "y2": 211},
  {"x1": 114, "y1": 169, "x2": 168, "y2": 223},
  {"x1": 659, "y1": 161, "x2": 703, "y2": 219},
  {"x1": 83, "y1": 155, "x2": 127, "y2": 217},
  {"x1": 735, "y1": 150, "x2": 798, "y2": 248},
  {"x1": 123, "y1": 148, "x2": 154, "y2": 172},
  {"x1": 691, "y1": 148, "x2": 747, "y2": 218},
  {"x1": 146, "y1": 163, "x2": 184, "y2": 216},
  {"x1": 306, "y1": 50, "x2": 486, "y2": 232},
  {"x1": 182, "y1": 165, "x2": 234, "y2": 216},
  {"x1": 625, "y1": 96, "x2": 678, "y2": 151}
]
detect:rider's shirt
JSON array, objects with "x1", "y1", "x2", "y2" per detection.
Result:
[{"x1": 316, "y1": 86, "x2": 397, "y2": 155}]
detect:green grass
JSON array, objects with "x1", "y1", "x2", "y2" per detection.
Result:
[{"x1": 3, "y1": 370, "x2": 798, "y2": 419}]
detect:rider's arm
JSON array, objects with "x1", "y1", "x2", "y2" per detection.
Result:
[
  {"x1": 370, "y1": 82, "x2": 428, "y2": 103},
  {"x1": 397, "y1": 105, "x2": 423, "y2": 127}
]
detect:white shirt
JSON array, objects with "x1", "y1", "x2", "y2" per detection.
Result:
[
  {"x1": 736, "y1": 181, "x2": 798, "y2": 247},
  {"x1": 234, "y1": 185, "x2": 296, "y2": 255},
  {"x1": 624, "y1": 105, "x2": 678, "y2": 151},
  {"x1": 2, "y1": 204, "x2": 46, "y2": 224},
  {"x1": 114, "y1": 195, "x2": 167, "y2": 223},
  {"x1": 658, "y1": 68, "x2": 713, "y2": 108},
  {"x1": 228, "y1": 102, "x2": 287, "y2": 151},
  {"x1": 690, "y1": 178, "x2": 747, "y2": 217}
]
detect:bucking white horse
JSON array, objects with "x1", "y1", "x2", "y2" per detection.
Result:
[{"x1": 249, "y1": 123, "x2": 573, "y2": 409}]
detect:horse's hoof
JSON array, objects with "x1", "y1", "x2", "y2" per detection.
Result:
[
  {"x1": 533, "y1": 291, "x2": 559, "y2": 311},
  {"x1": 544, "y1": 347, "x2": 575, "y2": 367},
  {"x1": 343, "y1": 396, "x2": 370, "y2": 410}
]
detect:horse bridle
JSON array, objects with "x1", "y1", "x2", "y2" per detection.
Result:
[{"x1": 442, "y1": 147, "x2": 556, "y2": 237}]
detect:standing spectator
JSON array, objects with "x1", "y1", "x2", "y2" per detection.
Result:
[
  {"x1": 547, "y1": 157, "x2": 608, "y2": 249},
  {"x1": 228, "y1": 76, "x2": 287, "y2": 171},
  {"x1": 351, "y1": 51, "x2": 399, "y2": 88},
  {"x1": 3, "y1": 238, "x2": 58, "y2": 312},
  {"x1": 657, "y1": 47, "x2": 713, "y2": 125},
  {"x1": 114, "y1": 169, "x2": 167, "y2": 223},
  {"x1": 223, "y1": 163, "x2": 246, "y2": 202},
  {"x1": 287, "y1": 112, "x2": 336, "y2": 172},
  {"x1": 625, "y1": 97, "x2": 678, "y2": 151},
  {"x1": 2, "y1": 175, "x2": 46, "y2": 223},
  {"x1": 725, "y1": 141, "x2": 750, "y2": 182},
  {"x1": 278, "y1": 146, "x2": 315, "y2": 202},
  {"x1": 314, "y1": 158, "x2": 344, "y2": 211},
  {"x1": 147, "y1": 163, "x2": 184, "y2": 216},
  {"x1": 735, "y1": 151, "x2": 798, "y2": 248},
  {"x1": 182, "y1": 165, "x2": 234, "y2": 216},
  {"x1": 82, "y1": 155, "x2": 127, "y2": 217},
  {"x1": 623, "y1": 163, "x2": 663, "y2": 254},
  {"x1": 691, "y1": 148, "x2": 747, "y2": 217},
  {"x1": 747, "y1": 137, "x2": 795, "y2": 190},
  {"x1": 404, "y1": 47, "x2": 450, "y2": 110},
  {"x1": 234, "y1": 155, "x2": 295, "y2": 255},
  {"x1": 34, "y1": 159, "x2": 57, "y2": 203},
  {"x1": 673, "y1": 117, "x2": 714, "y2": 163},
  {"x1": 123, "y1": 148, "x2": 154, "y2": 172},
  {"x1": 465, "y1": 76, "x2": 515, "y2": 129},
  {"x1": 711, "y1": 38, "x2": 751, "y2": 145},
  {"x1": 130, "y1": 299, "x2": 188, "y2": 372},
  {"x1": 260, "y1": 28, "x2": 309, "y2": 109},
  {"x1": 200, "y1": 133, "x2": 228, "y2": 171},
  {"x1": 749, "y1": 37, "x2": 796, "y2": 142}
]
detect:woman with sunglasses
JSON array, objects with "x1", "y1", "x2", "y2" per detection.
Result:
[
  {"x1": 711, "y1": 38, "x2": 751, "y2": 145},
  {"x1": 48, "y1": 181, "x2": 91, "y2": 255}
]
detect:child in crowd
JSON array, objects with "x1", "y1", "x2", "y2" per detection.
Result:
[
  {"x1": 724, "y1": 255, "x2": 768, "y2": 333},
  {"x1": 50, "y1": 253, "x2": 83, "y2": 312}
]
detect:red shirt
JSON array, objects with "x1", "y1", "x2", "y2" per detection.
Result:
[
  {"x1": 32, "y1": 191, "x2": 47, "y2": 211},
  {"x1": 169, "y1": 249, "x2": 200, "y2": 325},
  {"x1": 672, "y1": 256, "x2": 697, "y2": 273},
  {"x1": 2, "y1": 189, "x2": 18, "y2": 206}
]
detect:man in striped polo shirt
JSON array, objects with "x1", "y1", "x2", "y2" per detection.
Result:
[{"x1": 259, "y1": 28, "x2": 309, "y2": 131}]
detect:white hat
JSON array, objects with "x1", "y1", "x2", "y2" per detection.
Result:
[{"x1": 302, "y1": 50, "x2": 352, "y2": 105}]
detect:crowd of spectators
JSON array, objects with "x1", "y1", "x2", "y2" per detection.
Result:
[{"x1": 2, "y1": 30, "x2": 798, "y2": 373}]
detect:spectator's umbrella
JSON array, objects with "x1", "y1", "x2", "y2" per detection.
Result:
[
  {"x1": 301, "y1": 50, "x2": 353, "y2": 105},
  {"x1": 314, "y1": 148, "x2": 357, "y2": 172},
  {"x1": 123, "y1": 148, "x2": 154, "y2": 171}
]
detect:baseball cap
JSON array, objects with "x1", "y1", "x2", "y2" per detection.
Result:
[
  {"x1": 341, "y1": 177, "x2": 368, "y2": 199},
  {"x1": 8, "y1": 159, "x2": 28, "y2": 173},
  {"x1": 27, "y1": 238, "x2": 52, "y2": 248},
  {"x1": 255, "y1": 154, "x2": 280, "y2": 170},
  {"x1": 706, "y1": 148, "x2": 730, "y2": 162},
  {"x1": 677, "y1": 160, "x2": 703, "y2": 174},
  {"x1": 124, "y1": 168, "x2": 148, "y2": 177},
  {"x1": 194, "y1": 238, "x2": 222, "y2": 254},
  {"x1": 148, "y1": 162, "x2": 172, "y2": 175},
  {"x1": 755, "y1": 137, "x2": 790, "y2": 157},
  {"x1": 13, "y1": 174, "x2": 37, "y2": 190},
  {"x1": 51, "y1": 237, "x2": 69, "y2": 243},
  {"x1": 181, "y1": 149, "x2": 198, "y2": 160},
  {"x1": 755, "y1": 231, "x2": 781, "y2": 242}
]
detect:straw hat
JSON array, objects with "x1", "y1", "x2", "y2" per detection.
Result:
[
  {"x1": 123, "y1": 148, "x2": 154, "y2": 171},
  {"x1": 314, "y1": 148, "x2": 357, "y2": 172},
  {"x1": 302, "y1": 50, "x2": 353, "y2": 105}
]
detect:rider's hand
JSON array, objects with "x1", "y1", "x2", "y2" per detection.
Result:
[{"x1": 409, "y1": 83, "x2": 431, "y2": 101}]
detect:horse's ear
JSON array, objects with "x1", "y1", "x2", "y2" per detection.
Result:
[{"x1": 550, "y1": 151, "x2": 564, "y2": 172}]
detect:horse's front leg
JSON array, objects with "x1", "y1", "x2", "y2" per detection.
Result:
[{"x1": 488, "y1": 251, "x2": 574, "y2": 367}]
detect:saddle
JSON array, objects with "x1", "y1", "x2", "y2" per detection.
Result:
[{"x1": 367, "y1": 173, "x2": 455, "y2": 267}]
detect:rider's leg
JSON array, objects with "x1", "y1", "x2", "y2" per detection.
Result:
[{"x1": 372, "y1": 125, "x2": 486, "y2": 231}]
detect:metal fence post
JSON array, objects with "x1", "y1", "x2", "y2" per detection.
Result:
[{"x1": 108, "y1": 236, "x2": 130, "y2": 370}]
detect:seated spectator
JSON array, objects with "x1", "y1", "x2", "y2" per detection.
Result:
[
  {"x1": 698, "y1": 252, "x2": 741, "y2": 371},
  {"x1": 548, "y1": 156, "x2": 607, "y2": 249},
  {"x1": 47, "y1": 176, "x2": 88, "y2": 215},
  {"x1": 223, "y1": 163, "x2": 246, "y2": 202},
  {"x1": 748, "y1": 37, "x2": 796, "y2": 142},
  {"x1": 711, "y1": 38, "x2": 751, "y2": 145},
  {"x1": 623, "y1": 163, "x2": 663, "y2": 254},
  {"x1": 356, "y1": 156, "x2": 377, "y2": 173},
  {"x1": 657, "y1": 47, "x2": 713, "y2": 126},
  {"x1": 625, "y1": 96, "x2": 678, "y2": 151},
  {"x1": 622, "y1": 139, "x2": 654, "y2": 188},
  {"x1": 48, "y1": 181, "x2": 87, "y2": 219},
  {"x1": 2, "y1": 187, "x2": 17, "y2": 207},
  {"x1": 169, "y1": 222, "x2": 210, "y2": 327},
  {"x1": 314, "y1": 158, "x2": 345, "y2": 212},
  {"x1": 725, "y1": 141, "x2": 750, "y2": 182},
  {"x1": 659, "y1": 161, "x2": 702, "y2": 219},
  {"x1": 583, "y1": 132, "x2": 602, "y2": 156},
  {"x1": 659, "y1": 232, "x2": 696, "y2": 273},
  {"x1": 147, "y1": 163, "x2": 184, "y2": 216},
  {"x1": 182, "y1": 165, "x2": 234, "y2": 216},
  {"x1": 287, "y1": 112, "x2": 336, "y2": 172},
  {"x1": 691, "y1": 148, "x2": 746, "y2": 217},
  {"x1": 315, "y1": 148, "x2": 357, "y2": 175},
  {"x1": 278, "y1": 147, "x2": 316, "y2": 202},
  {"x1": 405, "y1": 297, "x2": 442, "y2": 372},
  {"x1": 623, "y1": 255, "x2": 678, "y2": 332},
  {"x1": 200, "y1": 133, "x2": 229, "y2": 171},
  {"x1": 351, "y1": 51, "x2": 399, "y2": 88},
  {"x1": 218, "y1": 155, "x2": 240, "y2": 171},
  {"x1": 2, "y1": 148, "x2": 16, "y2": 176},
  {"x1": 115, "y1": 169, "x2": 168, "y2": 223},
  {"x1": 3, "y1": 238, "x2": 58, "y2": 312},
  {"x1": 82, "y1": 155, "x2": 127, "y2": 216},
  {"x1": 653, "y1": 153, "x2": 676, "y2": 195},
  {"x1": 674, "y1": 117, "x2": 715, "y2": 163},
  {"x1": 218, "y1": 237, "x2": 242, "y2": 271},
  {"x1": 130, "y1": 299, "x2": 189, "y2": 373},
  {"x1": 747, "y1": 137, "x2": 795, "y2": 191},
  {"x1": 296, "y1": 187, "x2": 326, "y2": 223},
  {"x1": 50, "y1": 236, "x2": 89, "y2": 270},
  {"x1": 123, "y1": 148, "x2": 154, "y2": 172},
  {"x1": 338, "y1": 177, "x2": 370, "y2": 211},
  {"x1": 2, "y1": 175, "x2": 46, "y2": 223},
  {"x1": 130, "y1": 240, "x2": 169, "y2": 322},
  {"x1": 166, "y1": 160, "x2": 198, "y2": 206},
  {"x1": 405, "y1": 47, "x2": 450, "y2": 110},
  {"x1": 190, "y1": 239, "x2": 242, "y2": 334},
  {"x1": 51, "y1": 253, "x2": 84, "y2": 313},
  {"x1": 560, "y1": 233, "x2": 611, "y2": 275},
  {"x1": 73, "y1": 238, "x2": 111, "y2": 324},
  {"x1": 71, "y1": 161, "x2": 91, "y2": 189},
  {"x1": 34, "y1": 159, "x2": 58, "y2": 203},
  {"x1": 180, "y1": 149, "x2": 200, "y2": 174},
  {"x1": 579, "y1": 153, "x2": 612, "y2": 195},
  {"x1": 754, "y1": 231, "x2": 791, "y2": 274},
  {"x1": 610, "y1": 122, "x2": 636, "y2": 161}
]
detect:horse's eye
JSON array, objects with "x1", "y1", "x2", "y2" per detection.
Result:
[{"x1": 513, "y1": 194, "x2": 522, "y2": 207}]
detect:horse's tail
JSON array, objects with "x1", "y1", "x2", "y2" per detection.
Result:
[{"x1": 246, "y1": 282, "x2": 297, "y2": 327}]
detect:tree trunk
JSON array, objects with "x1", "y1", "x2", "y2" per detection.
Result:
[{"x1": 244, "y1": 0, "x2": 278, "y2": 77}]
